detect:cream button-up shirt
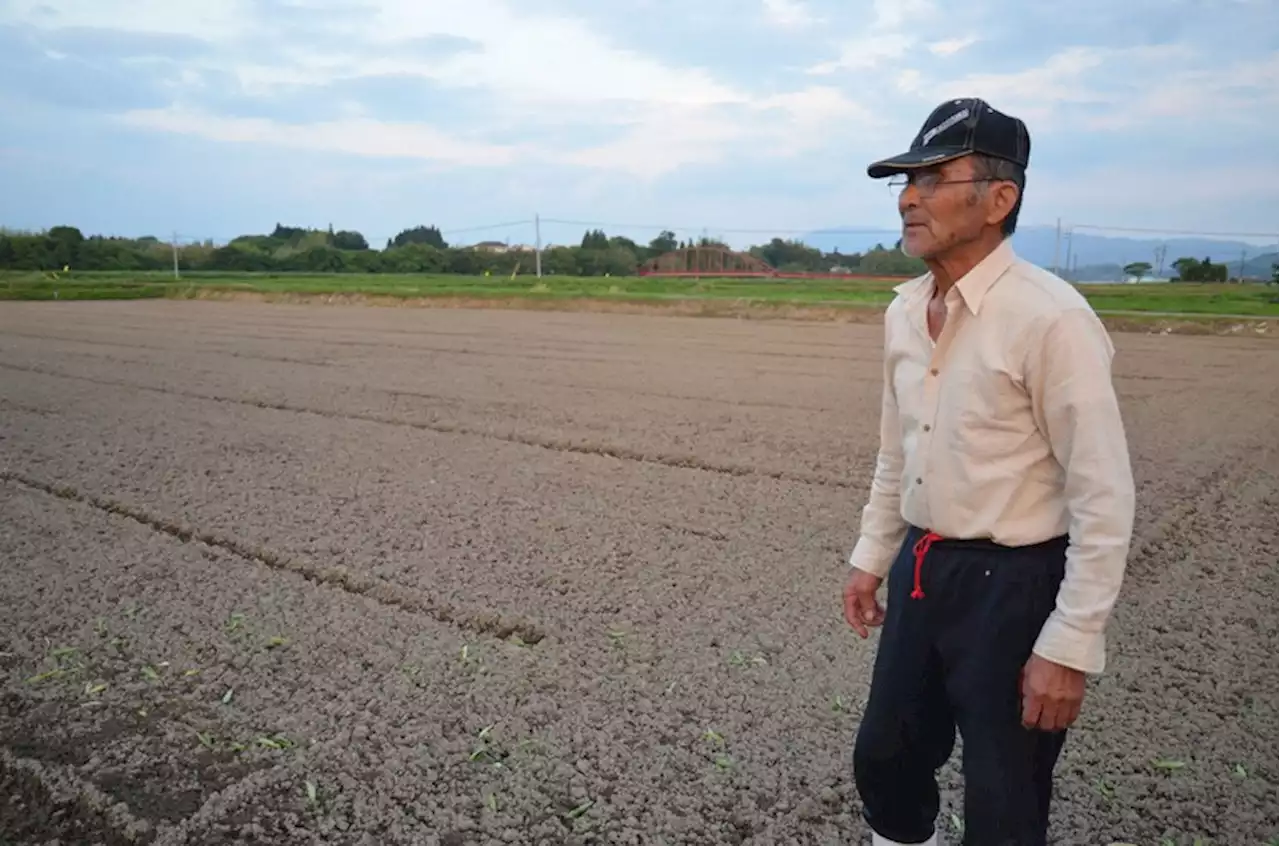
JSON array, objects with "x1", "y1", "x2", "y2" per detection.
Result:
[{"x1": 849, "y1": 237, "x2": 1136, "y2": 674}]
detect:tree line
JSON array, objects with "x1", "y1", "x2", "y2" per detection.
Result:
[
  {"x1": 4, "y1": 224, "x2": 1268, "y2": 282},
  {"x1": 1121, "y1": 257, "x2": 1260, "y2": 283},
  {"x1": 0, "y1": 223, "x2": 928, "y2": 277}
]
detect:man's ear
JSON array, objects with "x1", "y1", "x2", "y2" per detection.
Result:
[{"x1": 986, "y1": 181, "x2": 1020, "y2": 227}]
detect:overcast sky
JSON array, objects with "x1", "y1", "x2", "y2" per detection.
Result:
[{"x1": 0, "y1": 0, "x2": 1276, "y2": 247}]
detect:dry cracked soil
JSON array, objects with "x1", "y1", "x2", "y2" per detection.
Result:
[{"x1": 0, "y1": 300, "x2": 1275, "y2": 846}]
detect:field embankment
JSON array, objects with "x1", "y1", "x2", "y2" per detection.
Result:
[{"x1": 2, "y1": 271, "x2": 1275, "y2": 336}]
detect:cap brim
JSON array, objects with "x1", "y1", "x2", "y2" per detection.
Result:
[{"x1": 866, "y1": 146, "x2": 970, "y2": 179}]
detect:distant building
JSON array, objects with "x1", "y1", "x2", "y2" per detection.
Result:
[{"x1": 470, "y1": 241, "x2": 534, "y2": 253}]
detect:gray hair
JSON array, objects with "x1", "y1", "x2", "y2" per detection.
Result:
[{"x1": 970, "y1": 154, "x2": 1025, "y2": 236}]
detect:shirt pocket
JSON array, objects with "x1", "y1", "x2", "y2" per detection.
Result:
[{"x1": 942, "y1": 364, "x2": 1034, "y2": 460}]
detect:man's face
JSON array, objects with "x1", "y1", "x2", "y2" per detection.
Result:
[{"x1": 896, "y1": 155, "x2": 992, "y2": 260}]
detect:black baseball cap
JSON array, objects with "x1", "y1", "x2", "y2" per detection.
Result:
[{"x1": 867, "y1": 97, "x2": 1030, "y2": 178}]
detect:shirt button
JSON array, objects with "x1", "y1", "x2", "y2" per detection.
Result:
[
  {"x1": 915, "y1": 477, "x2": 923, "y2": 485},
  {"x1": 922, "y1": 424, "x2": 931, "y2": 432},
  {"x1": 929, "y1": 368, "x2": 939, "y2": 376}
]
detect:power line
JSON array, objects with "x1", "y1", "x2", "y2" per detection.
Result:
[
  {"x1": 1067, "y1": 223, "x2": 1277, "y2": 239},
  {"x1": 158, "y1": 218, "x2": 1279, "y2": 247},
  {"x1": 539, "y1": 218, "x2": 905, "y2": 236},
  {"x1": 530, "y1": 217, "x2": 1280, "y2": 241},
  {"x1": 440, "y1": 220, "x2": 533, "y2": 236},
  {"x1": 168, "y1": 221, "x2": 537, "y2": 245}
]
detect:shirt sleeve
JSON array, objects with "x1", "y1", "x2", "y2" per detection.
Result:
[
  {"x1": 848, "y1": 305, "x2": 909, "y2": 578},
  {"x1": 1025, "y1": 307, "x2": 1136, "y2": 674}
]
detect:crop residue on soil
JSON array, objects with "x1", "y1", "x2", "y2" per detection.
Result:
[{"x1": 1, "y1": 300, "x2": 1276, "y2": 845}]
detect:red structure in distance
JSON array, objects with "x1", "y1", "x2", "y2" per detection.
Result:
[
  {"x1": 639, "y1": 245, "x2": 773, "y2": 277},
  {"x1": 637, "y1": 245, "x2": 911, "y2": 280}
]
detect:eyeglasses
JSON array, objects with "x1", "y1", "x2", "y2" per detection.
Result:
[{"x1": 887, "y1": 173, "x2": 992, "y2": 196}]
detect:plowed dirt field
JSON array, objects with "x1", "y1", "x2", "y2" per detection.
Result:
[{"x1": 1, "y1": 300, "x2": 1275, "y2": 846}]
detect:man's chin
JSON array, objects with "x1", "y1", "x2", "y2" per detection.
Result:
[{"x1": 900, "y1": 232, "x2": 928, "y2": 259}]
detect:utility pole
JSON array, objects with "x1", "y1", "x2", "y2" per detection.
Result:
[
  {"x1": 1054, "y1": 216, "x2": 1064, "y2": 275},
  {"x1": 1063, "y1": 228, "x2": 1074, "y2": 279},
  {"x1": 171, "y1": 231, "x2": 180, "y2": 280},
  {"x1": 534, "y1": 213, "x2": 542, "y2": 278},
  {"x1": 1238, "y1": 248, "x2": 1247, "y2": 282},
  {"x1": 1154, "y1": 243, "x2": 1167, "y2": 278}
]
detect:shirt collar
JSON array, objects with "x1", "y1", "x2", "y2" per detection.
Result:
[{"x1": 892, "y1": 237, "x2": 1017, "y2": 316}]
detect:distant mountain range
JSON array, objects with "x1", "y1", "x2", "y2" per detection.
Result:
[{"x1": 802, "y1": 224, "x2": 1279, "y2": 281}]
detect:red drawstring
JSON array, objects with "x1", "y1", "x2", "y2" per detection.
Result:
[{"x1": 911, "y1": 531, "x2": 943, "y2": 599}]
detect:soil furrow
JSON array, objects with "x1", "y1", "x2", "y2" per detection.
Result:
[
  {"x1": 0, "y1": 361, "x2": 857, "y2": 488},
  {"x1": 0, "y1": 327, "x2": 603, "y2": 367},
  {"x1": 0, "y1": 471, "x2": 546, "y2": 645},
  {"x1": 0, "y1": 329, "x2": 332, "y2": 367},
  {"x1": 515, "y1": 377, "x2": 874, "y2": 410},
  {"x1": 4, "y1": 329, "x2": 865, "y2": 410},
  {"x1": 387, "y1": 379, "x2": 852, "y2": 412},
  {"x1": 0, "y1": 747, "x2": 153, "y2": 845},
  {"x1": 0, "y1": 322, "x2": 886, "y2": 365},
  {"x1": 0, "y1": 396, "x2": 58, "y2": 417},
  {"x1": 1126, "y1": 464, "x2": 1236, "y2": 568}
]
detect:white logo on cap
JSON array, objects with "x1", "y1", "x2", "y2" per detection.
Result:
[{"x1": 921, "y1": 108, "x2": 969, "y2": 146}]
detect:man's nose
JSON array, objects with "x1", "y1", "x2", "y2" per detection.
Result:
[{"x1": 897, "y1": 181, "x2": 920, "y2": 216}]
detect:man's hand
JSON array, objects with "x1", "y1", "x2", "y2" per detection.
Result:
[
  {"x1": 843, "y1": 568, "x2": 885, "y2": 638},
  {"x1": 1020, "y1": 652, "x2": 1086, "y2": 731}
]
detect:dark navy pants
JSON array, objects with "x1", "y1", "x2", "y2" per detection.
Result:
[{"x1": 852, "y1": 525, "x2": 1070, "y2": 846}]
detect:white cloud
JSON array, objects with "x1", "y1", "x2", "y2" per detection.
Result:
[
  {"x1": 761, "y1": 0, "x2": 818, "y2": 28},
  {"x1": 806, "y1": 0, "x2": 934, "y2": 73},
  {"x1": 760, "y1": 86, "x2": 875, "y2": 124},
  {"x1": 6, "y1": 0, "x2": 746, "y2": 110},
  {"x1": 869, "y1": 0, "x2": 934, "y2": 30},
  {"x1": 928, "y1": 36, "x2": 978, "y2": 56},
  {"x1": 1124, "y1": 56, "x2": 1278, "y2": 124},
  {"x1": 114, "y1": 86, "x2": 884, "y2": 180},
  {"x1": 919, "y1": 43, "x2": 1275, "y2": 131},
  {"x1": 561, "y1": 106, "x2": 745, "y2": 178},
  {"x1": 63, "y1": 0, "x2": 886, "y2": 178},
  {"x1": 323, "y1": 0, "x2": 744, "y2": 109},
  {"x1": 115, "y1": 107, "x2": 524, "y2": 166},
  {"x1": 895, "y1": 69, "x2": 924, "y2": 94},
  {"x1": 929, "y1": 46, "x2": 1114, "y2": 123},
  {"x1": 807, "y1": 33, "x2": 912, "y2": 74},
  {"x1": 562, "y1": 86, "x2": 882, "y2": 178},
  {"x1": 3, "y1": 0, "x2": 251, "y2": 40},
  {"x1": 8, "y1": 0, "x2": 776, "y2": 175}
]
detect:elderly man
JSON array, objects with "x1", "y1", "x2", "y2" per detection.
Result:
[{"x1": 842, "y1": 98, "x2": 1136, "y2": 845}]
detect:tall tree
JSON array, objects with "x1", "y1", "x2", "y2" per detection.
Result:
[
  {"x1": 331, "y1": 230, "x2": 369, "y2": 251},
  {"x1": 1122, "y1": 261, "x2": 1153, "y2": 281},
  {"x1": 391, "y1": 225, "x2": 447, "y2": 249},
  {"x1": 648, "y1": 230, "x2": 677, "y2": 253}
]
